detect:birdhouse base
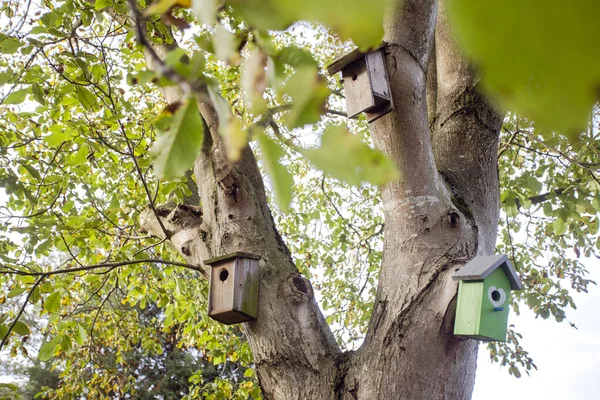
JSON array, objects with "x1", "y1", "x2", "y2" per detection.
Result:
[
  {"x1": 209, "y1": 308, "x2": 256, "y2": 325},
  {"x1": 365, "y1": 101, "x2": 394, "y2": 123}
]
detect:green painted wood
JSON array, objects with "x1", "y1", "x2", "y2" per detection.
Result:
[
  {"x1": 454, "y1": 280, "x2": 483, "y2": 336},
  {"x1": 479, "y1": 268, "x2": 511, "y2": 341}
]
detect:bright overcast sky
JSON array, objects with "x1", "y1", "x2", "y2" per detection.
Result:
[{"x1": 474, "y1": 258, "x2": 600, "y2": 400}]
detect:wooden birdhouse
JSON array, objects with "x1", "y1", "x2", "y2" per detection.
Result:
[
  {"x1": 204, "y1": 252, "x2": 260, "y2": 325},
  {"x1": 452, "y1": 255, "x2": 523, "y2": 341},
  {"x1": 327, "y1": 47, "x2": 393, "y2": 122}
]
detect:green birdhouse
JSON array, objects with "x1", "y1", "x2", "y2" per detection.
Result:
[{"x1": 452, "y1": 255, "x2": 523, "y2": 341}]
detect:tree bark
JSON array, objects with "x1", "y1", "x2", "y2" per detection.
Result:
[{"x1": 137, "y1": 0, "x2": 504, "y2": 398}]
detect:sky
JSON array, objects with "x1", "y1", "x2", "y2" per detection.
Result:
[{"x1": 473, "y1": 259, "x2": 600, "y2": 400}]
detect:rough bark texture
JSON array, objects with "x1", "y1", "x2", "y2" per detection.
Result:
[{"x1": 138, "y1": 0, "x2": 504, "y2": 398}]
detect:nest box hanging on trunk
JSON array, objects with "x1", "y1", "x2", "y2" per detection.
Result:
[
  {"x1": 327, "y1": 47, "x2": 393, "y2": 122},
  {"x1": 204, "y1": 252, "x2": 260, "y2": 325},
  {"x1": 452, "y1": 255, "x2": 523, "y2": 341}
]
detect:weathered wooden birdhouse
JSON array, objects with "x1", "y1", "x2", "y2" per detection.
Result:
[
  {"x1": 327, "y1": 47, "x2": 393, "y2": 122},
  {"x1": 452, "y1": 255, "x2": 523, "y2": 341},
  {"x1": 204, "y1": 252, "x2": 260, "y2": 325}
]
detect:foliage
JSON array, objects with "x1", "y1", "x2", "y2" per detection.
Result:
[
  {"x1": 0, "y1": 0, "x2": 599, "y2": 397},
  {"x1": 450, "y1": 0, "x2": 600, "y2": 136}
]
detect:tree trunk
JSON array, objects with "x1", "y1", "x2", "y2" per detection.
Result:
[{"x1": 138, "y1": 0, "x2": 504, "y2": 398}]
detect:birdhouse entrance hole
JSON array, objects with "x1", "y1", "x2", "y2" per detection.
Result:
[
  {"x1": 490, "y1": 289, "x2": 501, "y2": 302},
  {"x1": 219, "y1": 269, "x2": 229, "y2": 282}
]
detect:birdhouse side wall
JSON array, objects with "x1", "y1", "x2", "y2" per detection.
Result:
[
  {"x1": 233, "y1": 258, "x2": 260, "y2": 318},
  {"x1": 342, "y1": 58, "x2": 376, "y2": 118},
  {"x1": 365, "y1": 51, "x2": 391, "y2": 102},
  {"x1": 479, "y1": 268, "x2": 511, "y2": 341},
  {"x1": 454, "y1": 280, "x2": 483, "y2": 337}
]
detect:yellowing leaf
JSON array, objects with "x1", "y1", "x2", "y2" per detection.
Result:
[
  {"x1": 300, "y1": 126, "x2": 399, "y2": 186},
  {"x1": 145, "y1": 0, "x2": 191, "y2": 15},
  {"x1": 449, "y1": 0, "x2": 600, "y2": 135},
  {"x1": 241, "y1": 50, "x2": 268, "y2": 115},
  {"x1": 150, "y1": 97, "x2": 204, "y2": 179},
  {"x1": 257, "y1": 132, "x2": 293, "y2": 211},
  {"x1": 221, "y1": 116, "x2": 247, "y2": 161}
]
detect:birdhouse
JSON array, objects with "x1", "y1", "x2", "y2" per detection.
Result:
[
  {"x1": 204, "y1": 252, "x2": 260, "y2": 325},
  {"x1": 452, "y1": 255, "x2": 523, "y2": 341},
  {"x1": 327, "y1": 47, "x2": 393, "y2": 122}
]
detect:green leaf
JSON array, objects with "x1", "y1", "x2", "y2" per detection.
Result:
[
  {"x1": 300, "y1": 126, "x2": 399, "y2": 186},
  {"x1": 44, "y1": 291, "x2": 63, "y2": 313},
  {"x1": 75, "y1": 325, "x2": 87, "y2": 346},
  {"x1": 0, "y1": 72, "x2": 12, "y2": 84},
  {"x1": 0, "y1": 37, "x2": 22, "y2": 54},
  {"x1": 227, "y1": 0, "x2": 385, "y2": 50},
  {"x1": 76, "y1": 86, "x2": 98, "y2": 110},
  {"x1": 283, "y1": 66, "x2": 330, "y2": 129},
  {"x1": 3, "y1": 89, "x2": 28, "y2": 105},
  {"x1": 449, "y1": 0, "x2": 600, "y2": 135},
  {"x1": 257, "y1": 133, "x2": 294, "y2": 211},
  {"x1": 554, "y1": 218, "x2": 567, "y2": 236},
  {"x1": 12, "y1": 321, "x2": 31, "y2": 336},
  {"x1": 72, "y1": 146, "x2": 89, "y2": 165},
  {"x1": 150, "y1": 97, "x2": 204, "y2": 179},
  {"x1": 38, "y1": 336, "x2": 63, "y2": 361},
  {"x1": 31, "y1": 83, "x2": 46, "y2": 105},
  {"x1": 0, "y1": 383, "x2": 19, "y2": 392},
  {"x1": 7, "y1": 287, "x2": 27, "y2": 298}
]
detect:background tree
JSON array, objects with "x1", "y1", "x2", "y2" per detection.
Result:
[{"x1": 0, "y1": 0, "x2": 599, "y2": 399}]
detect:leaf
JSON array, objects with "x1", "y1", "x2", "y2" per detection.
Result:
[
  {"x1": 12, "y1": 321, "x2": 31, "y2": 336},
  {"x1": 449, "y1": 0, "x2": 600, "y2": 135},
  {"x1": 192, "y1": 0, "x2": 218, "y2": 25},
  {"x1": 44, "y1": 291, "x2": 63, "y2": 313},
  {"x1": 0, "y1": 37, "x2": 22, "y2": 54},
  {"x1": 72, "y1": 146, "x2": 89, "y2": 165},
  {"x1": 38, "y1": 336, "x2": 63, "y2": 361},
  {"x1": 300, "y1": 126, "x2": 399, "y2": 186},
  {"x1": 0, "y1": 383, "x2": 19, "y2": 392},
  {"x1": 7, "y1": 287, "x2": 27, "y2": 298},
  {"x1": 76, "y1": 86, "x2": 98, "y2": 110},
  {"x1": 221, "y1": 116, "x2": 247, "y2": 161},
  {"x1": 257, "y1": 133, "x2": 294, "y2": 211},
  {"x1": 75, "y1": 325, "x2": 87, "y2": 346},
  {"x1": 31, "y1": 83, "x2": 46, "y2": 105},
  {"x1": 553, "y1": 218, "x2": 567, "y2": 236},
  {"x1": 227, "y1": 0, "x2": 385, "y2": 50},
  {"x1": 3, "y1": 89, "x2": 28, "y2": 105},
  {"x1": 150, "y1": 97, "x2": 204, "y2": 179},
  {"x1": 283, "y1": 66, "x2": 330, "y2": 129},
  {"x1": 241, "y1": 49, "x2": 268, "y2": 114}
]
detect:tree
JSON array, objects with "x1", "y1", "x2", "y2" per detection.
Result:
[{"x1": 0, "y1": 0, "x2": 598, "y2": 399}]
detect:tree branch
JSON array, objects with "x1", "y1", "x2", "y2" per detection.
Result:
[{"x1": 0, "y1": 258, "x2": 206, "y2": 278}]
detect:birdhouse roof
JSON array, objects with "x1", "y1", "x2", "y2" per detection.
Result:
[
  {"x1": 452, "y1": 255, "x2": 523, "y2": 290},
  {"x1": 203, "y1": 252, "x2": 261, "y2": 266},
  {"x1": 326, "y1": 43, "x2": 386, "y2": 75}
]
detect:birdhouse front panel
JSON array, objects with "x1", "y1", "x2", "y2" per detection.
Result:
[
  {"x1": 479, "y1": 268, "x2": 511, "y2": 341},
  {"x1": 341, "y1": 57, "x2": 376, "y2": 118},
  {"x1": 206, "y1": 253, "x2": 260, "y2": 325}
]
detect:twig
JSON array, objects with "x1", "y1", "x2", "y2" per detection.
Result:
[
  {"x1": 0, "y1": 276, "x2": 45, "y2": 352},
  {"x1": 1, "y1": 258, "x2": 206, "y2": 278}
]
